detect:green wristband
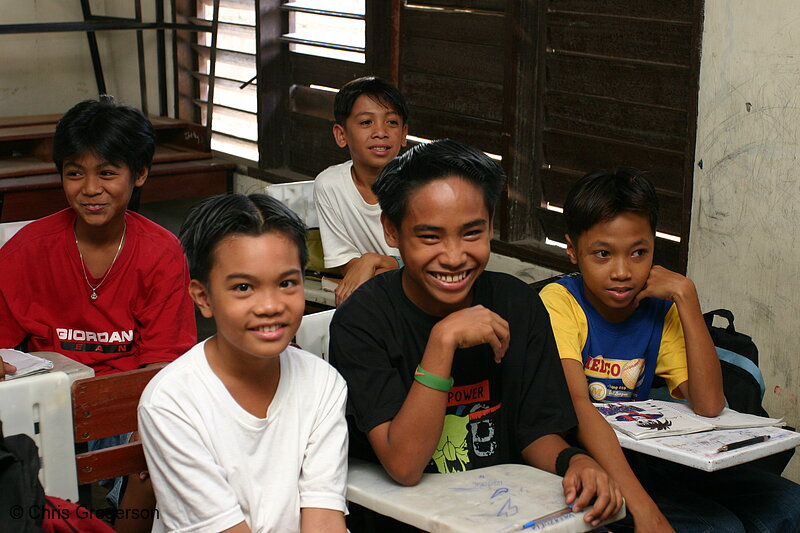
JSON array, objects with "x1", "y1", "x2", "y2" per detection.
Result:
[{"x1": 414, "y1": 365, "x2": 454, "y2": 392}]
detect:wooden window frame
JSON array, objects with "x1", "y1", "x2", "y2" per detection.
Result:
[{"x1": 177, "y1": 0, "x2": 703, "y2": 274}]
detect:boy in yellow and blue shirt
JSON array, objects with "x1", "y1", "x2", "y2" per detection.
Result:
[{"x1": 540, "y1": 168, "x2": 800, "y2": 533}]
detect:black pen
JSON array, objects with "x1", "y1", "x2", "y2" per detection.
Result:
[{"x1": 717, "y1": 435, "x2": 770, "y2": 453}]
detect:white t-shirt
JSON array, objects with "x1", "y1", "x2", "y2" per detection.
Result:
[
  {"x1": 139, "y1": 341, "x2": 348, "y2": 533},
  {"x1": 313, "y1": 160, "x2": 399, "y2": 268}
]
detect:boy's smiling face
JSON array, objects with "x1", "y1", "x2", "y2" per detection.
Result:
[
  {"x1": 62, "y1": 150, "x2": 147, "y2": 231},
  {"x1": 334, "y1": 94, "x2": 407, "y2": 174},
  {"x1": 566, "y1": 211, "x2": 655, "y2": 323},
  {"x1": 384, "y1": 176, "x2": 491, "y2": 317},
  {"x1": 190, "y1": 232, "x2": 306, "y2": 365}
]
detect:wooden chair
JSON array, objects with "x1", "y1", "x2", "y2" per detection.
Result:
[{"x1": 71, "y1": 364, "x2": 165, "y2": 501}]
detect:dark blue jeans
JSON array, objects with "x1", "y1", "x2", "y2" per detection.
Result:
[{"x1": 611, "y1": 453, "x2": 800, "y2": 533}]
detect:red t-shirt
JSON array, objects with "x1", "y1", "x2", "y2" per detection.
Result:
[{"x1": 0, "y1": 209, "x2": 196, "y2": 375}]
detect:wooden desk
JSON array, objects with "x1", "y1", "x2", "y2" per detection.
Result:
[{"x1": 347, "y1": 459, "x2": 625, "y2": 532}]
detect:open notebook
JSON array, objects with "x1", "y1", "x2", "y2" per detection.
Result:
[{"x1": 595, "y1": 400, "x2": 784, "y2": 440}]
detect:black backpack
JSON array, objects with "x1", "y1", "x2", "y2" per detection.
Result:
[
  {"x1": 704, "y1": 309, "x2": 766, "y2": 417},
  {"x1": 0, "y1": 421, "x2": 46, "y2": 533},
  {"x1": 703, "y1": 309, "x2": 795, "y2": 474}
]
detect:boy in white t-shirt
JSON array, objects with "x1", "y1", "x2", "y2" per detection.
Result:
[
  {"x1": 139, "y1": 193, "x2": 348, "y2": 533},
  {"x1": 313, "y1": 76, "x2": 408, "y2": 305}
]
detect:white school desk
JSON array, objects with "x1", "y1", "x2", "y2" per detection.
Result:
[
  {"x1": 304, "y1": 277, "x2": 335, "y2": 307},
  {"x1": 616, "y1": 426, "x2": 800, "y2": 472},
  {"x1": 347, "y1": 459, "x2": 625, "y2": 532},
  {"x1": 0, "y1": 352, "x2": 93, "y2": 500},
  {"x1": 35, "y1": 350, "x2": 95, "y2": 383}
]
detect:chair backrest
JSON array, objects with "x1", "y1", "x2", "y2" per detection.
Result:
[
  {"x1": 0, "y1": 371, "x2": 78, "y2": 501},
  {"x1": 295, "y1": 309, "x2": 336, "y2": 361},
  {"x1": 265, "y1": 181, "x2": 319, "y2": 227},
  {"x1": 71, "y1": 364, "x2": 165, "y2": 485}
]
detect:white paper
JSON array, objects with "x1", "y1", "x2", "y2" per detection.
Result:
[{"x1": 1, "y1": 348, "x2": 54, "y2": 379}]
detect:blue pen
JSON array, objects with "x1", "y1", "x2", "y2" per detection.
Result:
[{"x1": 497, "y1": 504, "x2": 575, "y2": 532}]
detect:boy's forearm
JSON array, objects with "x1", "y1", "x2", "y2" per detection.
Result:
[
  {"x1": 520, "y1": 433, "x2": 569, "y2": 473},
  {"x1": 300, "y1": 508, "x2": 346, "y2": 533},
  {"x1": 367, "y1": 330, "x2": 456, "y2": 485},
  {"x1": 572, "y1": 398, "x2": 663, "y2": 518},
  {"x1": 342, "y1": 253, "x2": 397, "y2": 275},
  {"x1": 673, "y1": 281, "x2": 725, "y2": 416}
]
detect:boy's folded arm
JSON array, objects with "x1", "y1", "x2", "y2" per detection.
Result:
[
  {"x1": 336, "y1": 254, "x2": 399, "y2": 305},
  {"x1": 636, "y1": 267, "x2": 724, "y2": 416},
  {"x1": 665, "y1": 275, "x2": 725, "y2": 416},
  {"x1": 366, "y1": 329, "x2": 457, "y2": 486},
  {"x1": 561, "y1": 360, "x2": 674, "y2": 532},
  {"x1": 367, "y1": 307, "x2": 509, "y2": 486}
]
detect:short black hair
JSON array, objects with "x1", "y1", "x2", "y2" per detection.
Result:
[
  {"x1": 179, "y1": 193, "x2": 308, "y2": 284},
  {"x1": 373, "y1": 139, "x2": 506, "y2": 229},
  {"x1": 53, "y1": 95, "x2": 155, "y2": 178},
  {"x1": 563, "y1": 168, "x2": 659, "y2": 242},
  {"x1": 334, "y1": 76, "x2": 409, "y2": 126}
]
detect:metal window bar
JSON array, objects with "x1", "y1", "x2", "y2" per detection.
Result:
[
  {"x1": 0, "y1": 0, "x2": 218, "y2": 126},
  {"x1": 280, "y1": 3, "x2": 365, "y2": 20},
  {"x1": 280, "y1": 1, "x2": 366, "y2": 53}
]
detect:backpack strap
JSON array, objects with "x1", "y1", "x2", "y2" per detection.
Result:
[{"x1": 716, "y1": 346, "x2": 765, "y2": 400}]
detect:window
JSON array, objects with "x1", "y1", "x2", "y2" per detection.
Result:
[
  {"x1": 497, "y1": 0, "x2": 702, "y2": 273},
  {"x1": 179, "y1": 0, "x2": 702, "y2": 273},
  {"x1": 195, "y1": 0, "x2": 259, "y2": 161}
]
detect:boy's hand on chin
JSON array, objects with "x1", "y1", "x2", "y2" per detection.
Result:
[
  {"x1": 433, "y1": 305, "x2": 510, "y2": 363},
  {"x1": 634, "y1": 265, "x2": 695, "y2": 305}
]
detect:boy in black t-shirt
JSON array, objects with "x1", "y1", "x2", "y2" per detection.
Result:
[{"x1": 329, "y1": 139, "x2": 621, "y2": 529}]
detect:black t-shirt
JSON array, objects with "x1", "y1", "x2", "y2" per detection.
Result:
[{"x1": 329, "y1": 269, "x2": 577, "y2": 473}]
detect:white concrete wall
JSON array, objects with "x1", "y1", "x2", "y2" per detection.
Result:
[
  {"x1": 0, "y1": 0, "x2": 169, "y2": 117},
  {"x1": 690, "y1": 0, "x2": 800, "y2": 481}
]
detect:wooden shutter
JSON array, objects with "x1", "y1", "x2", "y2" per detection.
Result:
[
  {"x1": 504, "y1": 0, "x2": 703, "y2": 273},
  {"x1": 399, "y1": 2, "x2": 507, "y2": 155}
]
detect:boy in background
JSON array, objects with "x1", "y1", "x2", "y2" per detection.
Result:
[
  {"x1": 330, "y1": 139, "x2": 621, "y2": 531},
  {"x1": 140, "y1": 194, "x2": 348, "y2": 533},
  {"x1": 0, "y1": 97, "x2": 196, "y2": 532},
  {"x1": 0, "y1": 96, "x2": 195, "y2": 375},
  {"x1": 540, "y1": 169, "x2": 800, "y2": 532},
  {"x1": 314, "y1": 76, "x2": 408, "y2": 305}
]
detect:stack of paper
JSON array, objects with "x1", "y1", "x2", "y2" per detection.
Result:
[{"x1": 1, "y1": 348, "x2": 54, "y2": 379}]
